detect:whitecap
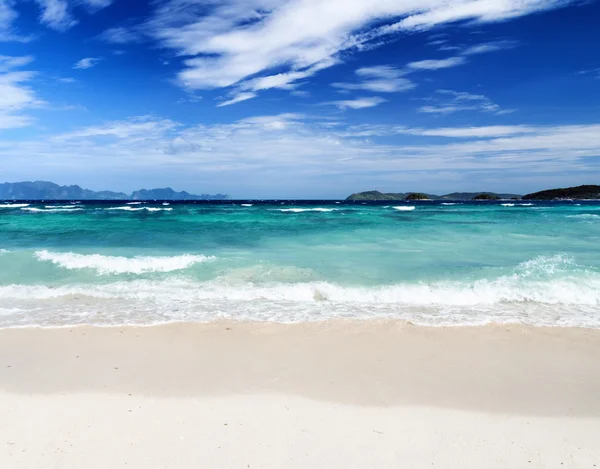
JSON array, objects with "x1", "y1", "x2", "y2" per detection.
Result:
[
  {"x1": 501, "y1": 203, "x2": 515, "y2": 207},
  {"x1": 393, "y1": 206, "x2": 415, "y2": 211},
  {"x1": 34, "y1": 250, "x2": 214, "y2": 275},
  {"x1": 0, "y1": 203, "x2": 29, "y2": 208},
  {"x1": 278, "y1": 208, "x2": 337, "y2": 213},
  {"x1": 106, "y1": 206, "x2": 172, "y2": 212},
  {"x1": 241, "y1": 204, "x2": 253, "y2": 207},
  {"x1": 22, "y1": 207, "x2": 84, "y2": 213}
]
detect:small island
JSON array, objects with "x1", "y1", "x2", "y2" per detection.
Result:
[
  {"x1": 404, "y1": 193, "x2": 430, "y2": 201},
  {"x1": 346, "y1": 190, "x2": 521, "y2": 201},
  {"x1": 472, "y1": 193, "x2": 501, "y2": 201},
  {"x1": 346, "y1": 190, "x2": 407, "y2": 201},
  {"x1": 523, "y1": 185, "x2": 600, "y2": 200}
]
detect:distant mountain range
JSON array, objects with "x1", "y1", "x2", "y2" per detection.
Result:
[{"x1": 0, "y1": 181, "x2": 228, "y2": 200}]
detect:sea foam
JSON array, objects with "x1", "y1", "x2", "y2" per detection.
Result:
[
  {"x1": 0, "y1": 204, "x2": 29, "y2": 208},
  {"x1": 393, "y1": 206, "x2": 415, "y2": 211},
  {"x1": 278, "y1": 208, "x2": 337, "y2": 213},
  {"x1": 34, "y1": 250, "x2": 214, "y2": 274}
]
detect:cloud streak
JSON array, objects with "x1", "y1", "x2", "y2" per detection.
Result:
[
  {"x1": 141, "y1": 0, "x2": 578, "y2": 105},
  {"x1": 73, "y1": 57, "x2": 101, "y2": 70}
]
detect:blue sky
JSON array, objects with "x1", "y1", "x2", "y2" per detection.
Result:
[{"x1": 1, "y1": 0, "x2": 599, "y2": 198}]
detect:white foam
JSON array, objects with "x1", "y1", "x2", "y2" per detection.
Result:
[
  {"x1": 126, "y1": 202, "x2": 143, "y2": 205},
  {"x1": 519, "y1": 203, "x2": 534, "y2": 206},
  {"x1": 278, "y1": 208, "x2": 337, "y2": 213},
  {"x1": 393, "y1": 206, "x2": 415, "y2": 211},
  {"x1": 241, "y1": 204, "x2": 253, "y2": 207},
  {"x1": 0, "y1": 203, "x2": 29, "y2": 208},
  {"x1": 22, "y1": 207, "x2": 84, "y2": 213},
  {"x1": 441, "y1": 203, "x2": 459, "y2": 206},
  {"x1": 34, "y1": 250, "x2": 214, "y2": 275},
  {"x1": 44, "y1": 205, "x2": 82, "y2": 209},
  {"x1": 567, "y1": 214, "x2": 600, "y2": 219},
  {"x1": 3, "y1": 254, "x2": 597, "y2": 328},
  {"x1": 501, "y1": 203, "x2": 515, "y2": 207},
  {"x1": 106, "y1": 206, "x2": 172, "y2": 212},
  {"x1": 162, "y1": 202, "x2": 170, "y2": 206}
]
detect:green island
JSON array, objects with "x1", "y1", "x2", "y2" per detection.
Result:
[
  {"x1": 522, "y1": 185, "x2": 600, "y2": 200},
  {"x1": 347, "y1": 185, "x2": 600, "y2": 201}
]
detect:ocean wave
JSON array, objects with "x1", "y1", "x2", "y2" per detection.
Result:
[
  {"x1": 501, "y1": 203, "x2": 516, "y2": 207},
  {"x1": 2, "y1": 254, "x2": 599, "y2": 328},
  {"x1": 393, "y1": 206, "x2": 415, "y2": 211},
  {"x1": 278, "y1": 208, "x2": 337, "y2": 213},
  {"x1": 34, "y1": 250, "x2": 214, "y2": 274},
  {"x1": 241, "y1": 204, "x2": 253, "y2": 207},
  {"x1": 22, "y1": 207, "x2": 84, "y2": 213},
  {"x1": 441, "y1": 203, "x2": 460, "y2": 206},
  {"x1": 126, "y1": 202, "x2": 143, "y2": 205},
  {"x1": 519, "y1": 203, "x2": 534, "y2": 206},
  {"x1": 0, "y1": 204, "x2": 29, "y2": 208},
  {"x1": 567, "y1": 214, "x2": 600, "y2": 219},
  {"x1": 105, "y1": 206, "x2": 172, "y2": 212}
]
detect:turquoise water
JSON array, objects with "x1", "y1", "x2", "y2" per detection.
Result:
[{"x1": 1, "y1": 200, "x2": 600, "y2": 327}]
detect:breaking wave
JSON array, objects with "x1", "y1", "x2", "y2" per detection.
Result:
[{"x1": 34, "y1": 250, "x2": 214, "y2": 275}]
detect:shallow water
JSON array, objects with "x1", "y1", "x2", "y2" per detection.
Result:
[{"x1": 1, "y1": 200, "x2": 599, "y2": 327}]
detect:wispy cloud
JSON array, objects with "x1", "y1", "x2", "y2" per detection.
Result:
[
  {"x1": 323, "y1": 97, "x2": 387, "y2": 110},
  {"x1": 407, "y1": 56, "x2": 466, "y2": 70},
  {"x1": 462, "y1": 40, "x2": 518, "y2": 55},
  {"x1": 217, "y1": 92, "x2": 257, "y2": 107},
  {"x1": 98, "y1": 26, "x2": 142, "y2": 44},
  {"x1": 0, "y1": 55, "x2": 34, "y2": 72},
  {"x1": 418, "y1": 89, "x2": 515, "y2": 115},
  {"x1": 0, "y1": 56, "x2": 44, "y2": 129},
  {"x1": 73, "y1": 57, "x2": 101, "y2": 70},
  {"x1": 3, "y1": 115, "x2": 600, "y2": 196},
  {"x1": 34, "y1": 0, "x2": 77, "y2": 31},
  {"x1": 333, "y1": 66, "x2": 415, "y2": 93},
  {"x1": 139, "y1": 0, "x2": 578, "y2": 105}
]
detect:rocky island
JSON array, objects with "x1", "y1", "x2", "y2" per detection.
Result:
[{"x1": 346, "y1": 190, "x2": 521, "y2": 201}]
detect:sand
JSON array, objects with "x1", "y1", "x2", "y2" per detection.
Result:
[{"x1": 1, "y1": 321, "x2": 599, "y2": 468}]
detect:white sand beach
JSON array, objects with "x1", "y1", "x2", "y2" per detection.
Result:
[{"x1": 1, "y1": 321, "x2": 599, "y2": 468}]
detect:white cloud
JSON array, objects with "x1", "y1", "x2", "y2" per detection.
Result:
[
  {"x1": 403, "y1": 125, "x2": 536, "y2": 138},
  {"x1": 143, "y1": 0, "x2": 577, "y2": 104},
  {"x1": 323, "y1": 97, "x2": 387, "y2": 110},
  {"x1": 461, "y1": 40, "x2": 518, "y2": 55},
  {"x1": 0, "y1": 58, "x2": 45, "y2": 129},
  {"x1": 333, "y1": 65, "x2": 416, "y2": 93},
  {"x1": 73, "y1": 57, "x2": 101, "y2": 70},
  {"x1": 34, "y1": 0, "x2": 76, "y2": 31},
  {"x1": 217, "y1": 92, "x2": 258, "y2": 107},
  {"x1": 82, "y1": 0, "x2": 113, "y2": 9},
  {"x1": 3, "y1": 116, "x2": 600, "y2": 196},
  {"x1": 54, "y1": 116, "x2": 179, "y2": 141},
  {"x1": 407, "y1": 56, "x2": 466, "y2": 70},
  {"x1": 98, "y1": 26, "x2": 141, "y2": 44},
  {"x1": 0, "y1": 55, "x2": 33, "y2": 72},
  {"x1": 418, "y1": 89, "x2": 514, "y2": 115}
]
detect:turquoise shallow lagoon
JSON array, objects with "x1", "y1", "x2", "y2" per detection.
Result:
[{"x1": 1, "y1": 200, "x2": 599, "y2": 327}]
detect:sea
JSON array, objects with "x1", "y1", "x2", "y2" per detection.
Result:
[{"x1": 0, "y1": 199, "x2": 599, "y2": 328}]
